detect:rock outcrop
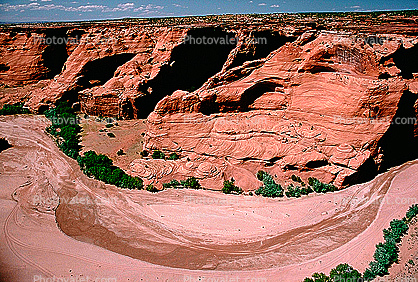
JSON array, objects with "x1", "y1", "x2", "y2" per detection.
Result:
[
  {"x1": 143, "y1": 31, "x2": 418, "y2": 189},
  {"x1": 1, "y1": 14, "x2": 418, "y2": 189}
]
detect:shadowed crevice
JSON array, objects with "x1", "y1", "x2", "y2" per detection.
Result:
[{"x1": 134, "y1": 27, "x2": 236, "y2": 119}]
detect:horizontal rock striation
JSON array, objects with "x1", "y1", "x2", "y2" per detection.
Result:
[
  {"x1": 143, "y1": 31, "x2": 418, "y2": 189},
  {"x1": 1, "y1": 14, "x2": 418, "y2": 189}
]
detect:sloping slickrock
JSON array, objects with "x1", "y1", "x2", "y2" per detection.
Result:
[{"x1": 142, "y1": 32, "x2": 416, "y2": 190}]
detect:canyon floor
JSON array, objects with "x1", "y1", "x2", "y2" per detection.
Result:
[
  {"x1": 0, "y1": 115, "x2": 417, "y2": 282},
  {"x1": 1, "y1": 11, "x2": 418, "y2": 282}
]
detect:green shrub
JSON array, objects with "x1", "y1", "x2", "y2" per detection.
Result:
[
  {"x1": 146, "y1": 184, "x2": 158, "y2": 193},
  {"x1": 363, "y1": 207, "x2": 417, "y2": 280},
  {"x1": 406, "y1": 204, "x2": 418, "y2": 221},
  {"x1": 301, "y1": 185, "x2": 314, "y2": 195},
  {"x1": 304, "y1": 204, "x2": 418, "y2": 282},
  {"x1": 107, "y1": 132, "x2": 116, "y2": 138},
  {"x1": 362, "y1": 268, "x2": 375, "y2": 281},
  {"x1": 152, "y1": 150, "x2": 165, "y2": 159},
  {"x1": 308, "y1": 177, "x2": 336, "y2": 193},
  {"x1": 168, "y1": 152, "x2": 179, "y2": 160},
  {"x1": 303, "y1": 272, "x2": 331, "y2": 282},
  {"x1": 45, "y1": 102, "x2": 143, "y2": 191},
  {"x1": 0, "y1": 102, "x2": 30, "y2": 115},
  {"x1": 255, "y1": 172, "x2": 283, "y2": 198},
  {"x1": 285, "y1": 184, "x2": 302, "y2": 198},
  {"x1": 181, "y1": 177, "x2": 202, "y2": 189},
  {"x1": 329, "y1": 264, "x2": 362, "y2": 281},
  {"x1": 304, "y1": 264, "x2": 360, "y2": 282},
  {"x1": 45, "y1": 101, "x2": 81, "y2": 159},
  {"x1": 117, "y1": 149, "x2": 125, "y2": 156},
  {"x1": 77, "y1": 150, "x2": 143, "y2": 190},
  {"x1": 163, "y1": 177, "x2": 202, "y2": 189},
  {"x1": 105, "y1": 123, "x2": 114, "y2": 128},
  {"x1": 291, "y1": 174, "x2": 302, "y2": 183},
  {"x1": 256, "y1": 170, "x2": 266, "y2": 181},
  {"x1": 222, "y1": 179, "x2": 243, "y2": 194},
  {"x1": 162, "y1": 179, "x2": 181, "y2": 189}
]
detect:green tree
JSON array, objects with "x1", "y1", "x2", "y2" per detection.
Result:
[
  {"x1": 255, "y1": 172, "x2": 284, "y2": 197},
  {"x1": 222, "y1": 178, "x2": 243, "y2": 194},
  {"x1": 168, "y1": 152, "x2": 179, "y2": 160},
  {"x1": 146, "y1": 184, "x2": 158, "y2": 192},
  {"x1": 163, "y1": 179, "x2": 181, "y2": 189},
  {"x1": 152, "y1": 150, "x2": 165, "y2": 159},
  {"x1": 303, "y1": 272, "x2": 331, "y2": 282},
  {"x1": 182, "y1": 177, "x2": 202, "y2": 189},
  {"x1": 329, "y1": 264, "x2": 362, "y2": 281},
  {"x1": 256, "y1": 170, "x2": 266, "y2": 181},
  {"x1": 0, "y1": 102, "x2": 30, "y2": 115},
  {"x1": 406, "y1": 204, "x2": 418, "y2": 221}
]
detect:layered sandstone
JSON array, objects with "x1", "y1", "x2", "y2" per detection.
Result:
[
  {"x1": 1, "y1": 14, "x2": 418, "y2": 189},
  {"x1": 141, "y1": 32, "x2": 418, "y2": 190}
]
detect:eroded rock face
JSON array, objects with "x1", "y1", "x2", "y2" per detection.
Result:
[
  {"x1": 1, "y1": 15, "x2": 418, "y2": 189},
  {"x1": 142, "y1": 32, "x2": 418, "y2": 189},
  {"x1": 0, "y1": 31, "x2": 51, "y2": 87}
]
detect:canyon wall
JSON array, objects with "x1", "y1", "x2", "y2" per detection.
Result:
[{"x1": 1, "y1": 14, "x2": 418, "y2": 189}]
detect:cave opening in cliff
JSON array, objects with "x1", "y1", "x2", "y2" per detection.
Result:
[
  {"x1": 199, "y1": 81, "x2": 280, "y2": 115},
  {"x1": 77, "y1": 53, "x2": 136, "y2": 88},
  {"x1": 239, "y1": 81, "x2": 279, "y2": 111},
  {"x1": 0, "y1": 63, "x2": 10, "y2": 72},
  {"x1": 342, "y1": 90, "x2": 418, "y2": 186},
  {"x1": 381, "y1": 44, "x2": 418, "y2": 79},
  {"x1": 134, "y1": 27, "x2": 236, "y2": 118},
  {"x1": 0, "y1": 138, "x2": 12, "y2": 153},
  {"x1": 60, "y1": 53, "x2": 136, "y2": 106},
  {"x1": 377, "y1": 90, "x2": 418, "y2": 170},
  {"x1": 41, "y1": 28, "x2": 70, "y2": 79},
  {"x1": 228, "y1": 31, "x2": 297, "y2": 70}
]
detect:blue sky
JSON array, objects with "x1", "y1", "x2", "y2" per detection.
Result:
[{"x1": 0, "y1": 0, "x2": 417, "y2": 23}]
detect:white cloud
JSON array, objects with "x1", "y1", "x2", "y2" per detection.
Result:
[
  {"x1": 106, "y1": 3, "x2": 135, "y2": 12},
  {"x1": 117, "y1": 2, "x2": 134, "y2": 9},
  {"x1": 350, "y1": 5, "x2": 360, "y2": 8},
  {"x1": 258, "y1": 3, "x2": 266, "y2": 6},
  {"x1": 2, "y1": 4, "x2": 27, "y2": 11},
  {"x1": 133, "y1": 4, "x2": 163, "y2": 12},
  {"x1": 270, "y1": 4, "x2": 280, "y2": 8},
  {"x1": 69, "y1": 5, "x2": 106, "y2": 12},
  {"x1": 0, "y1": 2, "x2": 163, "y2": 13},
  {"x1": 173, "y1": 3, "x2": 188, "y2": 8},
  {"x1": 34, "y1": 4, "x2": 68, "y2": 10}
]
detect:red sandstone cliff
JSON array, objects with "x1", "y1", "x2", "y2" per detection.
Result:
[{"x1": 1, "y1": 14, "x2": 418, "y2": 190}]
